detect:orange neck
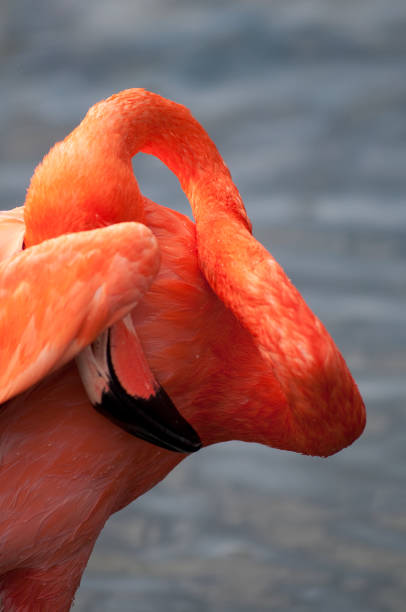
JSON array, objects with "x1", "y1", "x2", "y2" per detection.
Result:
[
  {"x1": 23, "y1": 89, "x2": 365, "y2": 456},
  {"x1": 23, "y1": 107, "x2": 144, "y2": 246},
  {"x1": 96, "y1": 90, "x2": 365, "y2": 455}
]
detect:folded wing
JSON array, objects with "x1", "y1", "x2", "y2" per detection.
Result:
[{"x1": 0, "y1": 221, "x2": 160, "y2": 404}]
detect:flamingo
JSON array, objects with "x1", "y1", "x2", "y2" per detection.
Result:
[{"x1": 0, "y1": 89, "x2": 365, "y2": 610}]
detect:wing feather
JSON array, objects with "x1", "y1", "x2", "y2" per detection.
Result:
[
  {"x1": 0, "y1": 221, "x2": 159, "y2": 403},
  {"x1": 0, "y1": 206, "x2": 25, "y2": 262}
]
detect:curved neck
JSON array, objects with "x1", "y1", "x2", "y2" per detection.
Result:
[
  {"x1": 86, "y1": 89, "x2": 252, "y2": 231},
  {"x1": 24, "y1": 89, "x2": 365, "y2": 455},
  {"x1": 95, "y1": 90, "x2": 364, "y2": 456}
]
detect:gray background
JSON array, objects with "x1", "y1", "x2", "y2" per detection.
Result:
[{"x1": 1, "y1": 1, "x2": 405, "y2": 610}]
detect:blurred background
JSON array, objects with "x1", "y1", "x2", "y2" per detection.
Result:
[{"x1": 1, "y1": 1, "x2": 405, "y2": 610}]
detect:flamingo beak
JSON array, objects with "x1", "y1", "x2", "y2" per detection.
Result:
[
  {"x1": 76, "y1": 323, "x2": 202, "y2": 454},
  {"x1": 98, "y1": 331, "x2": 202, "y2": 452}
]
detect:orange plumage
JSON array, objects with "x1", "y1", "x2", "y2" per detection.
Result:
[{"x1": 0, "y1": 89, "x2": 365, "y2": 610}]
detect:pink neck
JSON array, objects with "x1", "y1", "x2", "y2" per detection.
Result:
[{"x1": 25, "y1": 89, "x2": 365, "y2": 456}]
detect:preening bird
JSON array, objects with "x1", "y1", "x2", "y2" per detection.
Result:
[{"x1": 0, "y1": 89, "x2": 365, "y2": 610}]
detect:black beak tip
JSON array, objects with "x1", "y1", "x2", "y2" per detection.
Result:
[
  {"x1": 94, "y1": 386, "x2": 203, "y2": 454},
  {"x1": 176, "y1": 436, "x2": 203, "y2": 454}
]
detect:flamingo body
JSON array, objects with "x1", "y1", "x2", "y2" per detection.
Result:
[{"x1": 0, "y1": 90, "x2": 365, "y2": 610}]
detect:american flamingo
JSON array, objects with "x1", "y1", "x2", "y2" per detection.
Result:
[{"x1": 0, "y1": 89, "x2": 365, "y2": 610}]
